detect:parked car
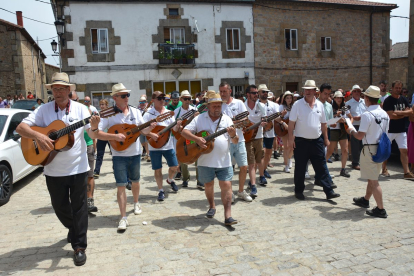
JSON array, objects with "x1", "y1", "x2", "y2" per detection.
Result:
[
  {"x1": 0, "y1": 109, "x2": 39, "y2": 206},
  {"x1": 11, "y1": 99, "x2": 43, "y2": 111}
]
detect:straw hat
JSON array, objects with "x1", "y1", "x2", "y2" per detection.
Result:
[
  {"x1": 363, "y1": 85, "x2": 381, "y2": 98},
  {"x1": 333, "y1": 91, "x2": 344, "y2": 98},
  {"x1": 258, "y1": 84, "x2": 270, "y2": 92},
  {"x1": 281, "y1": 91, "x2": 293, "y2": 103},
  {"x1": 139, "y1": 95, "x2": 147, "y2": 101},
  {"x1": 203, "y1": 90, "x2": 217, "y2": 99},
  {"x1": 207, "y1": 93, "x2": 226, "y2": 104},
  {"x1": 152, "y1": 91, "x2": 166, "y2": 99},
  {"x1": 111, "y1": 83, "x2": 131, "y2": 96},
  {"x1": 267, "y1": 92, "x2": 274, "y2": 99},
  {"x1": 45, "y1": 72, "x2": 76, "y2": 91},
  {"x1": 180, "y1": 90, "x2": 192, "y2": 99},
  {"x1": 302, "y1": 80, "x2": 317, "y2": 89},
  {"x1": 293, "y1": 93, "x2": 300, "y2": 97},
  {"x1": 351, "y1": 84, "x2": 362, "y2": 92}
]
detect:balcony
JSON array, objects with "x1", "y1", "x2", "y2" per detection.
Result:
[{"x1": 158, "y1": 43, "x2": 196, "y2": 68}]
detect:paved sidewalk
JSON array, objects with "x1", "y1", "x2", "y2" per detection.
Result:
[{"x1": 1, "y1": 151, "x2": 414, "y2": 275}]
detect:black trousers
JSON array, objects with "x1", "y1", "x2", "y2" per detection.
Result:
[
  {"x1": 294, "y1": 136, "x2": 333, "y2": 195},
  {"x1": 350, "y1": 125, "x2": 363, "y2": 166},
  {"x1": 95, "y1": 139, "x2": 110, "y2": 175},
  {"x1": 46, "y1": 172, "x2": 88, "y2": 250}
]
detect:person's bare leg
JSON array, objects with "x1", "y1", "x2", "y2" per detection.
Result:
[
  {"x1": 87, "y1": 177, "x2": 94, "y2": 198},
  {"x1": 282, "y1": 136, "x2": 289, "y2": 166},
  {"x1": 154, "y1": 169, "x2": 163, "y2": 189},
  {"x1": 131, "y1": 181, "x2": 140, "y2": 203},
  {"x1": 238, "y1": 166, "x2": 248, "y2": 193},
  {"x1": 168, "y1": 166, "x2": 178, "y2": 180},
  {"x1": 258, "y1": 161, "x2": 265, "y2": 177},
  {"x1": 263, "y1": 148, "x2": 272, "y2": 168},
  {"x1": 368, "y1": 180, "x2": 384, "y2": 209},
  {"x1": 204, "y1": 180, "x2": 215, "y2": 208},
  {"x1": 219, "y1": 180, "x2": 232, "y2": 219},
  {"x1": 339, "y1": 139, "x2": 348, "y2": 169},
  {"x1": 117, "y1": 186, "x2": 127, "y2": 217},
  {"x1": 400, "y1": 149, "x2": 410, "y2": 174},
  {"x1": 382, "y1": 160, "x2": 388, "y2": 172},
  {"x1": 364, "y1": 181, "x2": 374, "y2": 200},
  {"x1": 248, "y1": 164, "x2": 256, "y2": 185}
]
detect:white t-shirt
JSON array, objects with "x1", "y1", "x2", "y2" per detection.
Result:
[
  {"x1": 331, "y1": 109, "x2": 350, "y2": 130},
  {"x1": 98, "y1": 106, "x2": 144, "y2": 156},
  {"x1": 263, "y1": 100, "x2": 279, "y2": 138},
  {"x1": 346, "y1": 98, "x2": 367, "y2": 126},
  {"x1": 221, "y1": 98, "x2": 247, "y2": 143},
  {"x1": 359, "y1": 105, "x2": 390, "y2": 145},
  {"x1": 88, "y1": 105, "x2": 99, "y2": 114},
  {"x1": 185, "y1": 112, "x2": 233, "y2": 168},
  {"x1": 279, "y1": 104, "x2": 291, "y2": 120},
  {"x1": 245, "y1": 100, "x2": 266, "y2": 139},
  {"x1": 22, "y1": 100, "x2": 91, "y2": 177},
  {"x1": 289, "y1": 98, "x2": 326, "y2": 139},
  {"x1": 174, "y1": 105, "x2": 197, "y2": 119},
  {"x1": 143, "y1": 107, "x2": 175, "y2": 151}
]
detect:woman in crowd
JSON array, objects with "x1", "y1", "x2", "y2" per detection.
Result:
[
  {"x1": 277, "y1": 91, "x2": 294, "y2": 173},
  {"x1": 94, "y1": 99, "x2": 111, "y2": 178}
]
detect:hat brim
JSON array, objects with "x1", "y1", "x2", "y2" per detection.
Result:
[
  {"x1": 111, "y1": 89, "x2": 131, "y2": 96},
  {"x1": 152, "y1": 93, "x2": 166, "y2": 99},
  {"x1": 302, "y1": 87, "x2": 317, "y2": 90},
  {"x1": 363, "y1": 92, "x2": 380, "y2": 98},
  {"x1": 46, "y1": 82, "x2": 76, "y2": 91},
  {"x1": 207, "y1": 99, "x2": 226, "y2": 104}
]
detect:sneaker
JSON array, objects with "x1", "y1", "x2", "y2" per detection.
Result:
[
  {"x1": 206, "y1": 208, "x2": 216, "y2": 218},
  {"x1": 330, "y1": 174, "x2": 335, "y2": 179},
  {"x1": 264, "y1": 170, "x2": 271, "y2": 179},
  {"x1": 334, "y1": 153, "x2": 340, "y2": 161},
  {"x1": 182, "y1": 180, "x2": 188, "y2": 187},
  {"x1": 289, "y1": 159, "x2": 292, "y2": 169},
  {"x1": 197, "y1": 181, "x2": 205, "y2": 190},
  {"x1": 146, "y1": 156, "x2": 151, "y2": 162},
  {"x1": 134, "y1": 203, "x2": 142, "y2": 215},
  {"x1": 381, "y1": 169, "x2": 390, "y2": 177},
  {"x1": 237, "y1": 190, "x2": 253, "y2": 202},
  {"x1": 327, "y1": 158, "x2": 333, "y2": 163},
  {"x1": 74, "y1": 248, "x2": 87, "y2": 266},
  {"x1": 231, "y1": 193, "x2": 235, "y2": 203},
  {"x1": 273, "y1": 151, "x2": 279, "y2": 159},
  {"x1": 126, "y1": 181, "x2": 132, "y2": 191},
  {"x1": 284, "y1": 165, "x2": 290, "y2": 173},
  {"x1": 248, "y1": 182, "x2": 258, "y2": 197},
  {"x1": 366, "y1": 207, "x2": 387, "y2": 218},
  {"x1": 404, "y1": 172, "x2": 414, "y2": 179},
  {"x1": 259, "y1": 176, "x2": 267, "y2": 186},
  {"x1": 305, "y1": 171, "x2": 310, "y2": 179},
  {"x1": 326, "y1": 192, "x2": 340, "y2": 200},
  {"x1": 224, "y1": 217, "x2": 238, "y2": 226},
  {"x1": 93, "y1": 173, "x2": 99, "y2": 179},
  {"x1": 340, "y1": 168, "x2": 350, "y2": 178},
  {"x1": 157, "y1": 191, "x2": 165, "y2": 201},
  {"x1": 118, "y1": 218, "x2": 129, "y2": 230},
  {"x1": 295, "y1": 193, "x2": 305, "y2": 200},
  {"x1": 167, "y1": 179, "x2": 179, "y2": 192},
  {"x1": 174, "y1": 172, "x2": 182, "y2": 180},
  {"x1": 87, "y1": 198, "x2": 98, "y2": 213},
  {"x1": 353, "y1": 197, "x2": 370, "y2": 208}
]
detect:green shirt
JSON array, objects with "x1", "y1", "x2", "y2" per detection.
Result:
[
  {"x1": 318, "y1": 99, "x2": 333, "y2": 123},
  {"x1": 84, "y1": 131, "x2": 93, "y2": 146},
  {"x1": 166, "y1": 101, "x2": 182, "y2": 111}
]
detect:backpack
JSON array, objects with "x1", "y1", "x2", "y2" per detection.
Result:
[{"x1": 366, "y1": 111, "x2": 391, "y2": 163}]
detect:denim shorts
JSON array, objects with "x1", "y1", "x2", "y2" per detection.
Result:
[
  {"x1": 230, "y1": 142, "x2": 248, "y2": 167},
  {"x1": 149, "y1": 149, "x2": 178, "y2": 170},
  {"x1": 263, "y1": 137, "x2": 275, "y2": 149},
  {"x1": 198, "y1": 166, "x2": 233, "y2": 184},
  {"x1": 112, "y1": 155, "x2": 141, "y2": 187},
  {"x1": 139, "y1": 135, "x2": 147, "y2": 144}
]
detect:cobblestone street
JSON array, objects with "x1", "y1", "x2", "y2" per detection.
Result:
[{"x1": 1, "y1": 151, "x2": 414, "y2": 275}]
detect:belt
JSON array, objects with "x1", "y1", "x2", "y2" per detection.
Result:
[
  {"x1": 295, "y1": 136, "x2": 320, "y2": 142},
  {"x1": 363, "y1": 144, "x2": 378, "y2": 146}
]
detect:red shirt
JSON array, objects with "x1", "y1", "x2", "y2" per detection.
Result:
[{"x1": 27, "y1": 94, "x2": 34, "y2": 99}]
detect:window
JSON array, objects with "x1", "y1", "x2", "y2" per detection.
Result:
[
  {"x1": 91, "y1": 92, "x2": 114, "y2": 110},
  {"x1": 226, "y1": 28, "x2": 240, "y2": 51},
  {"x1": 6, "y1": 113, "x2": 29, "y2": 141},
  {"x1": 152, "y1": 80, "x2": 201, "y2": 96},
  {"x1": 321, "y1": 37, "x2": 331, "y2": 51},
  {"x1": 232, "y1": 86, "x2": 244, "y2": 96},
  {"x1": 169, "y1": 28, "x2": 185, "y2": 44},
  {"x1": 284, "y1": 29, "x2": 298, "y2": 50},
  {"x1": 91, "y1": 28, "x2": 109, "y2": 53},
  {"x1": 169, "y1": 8, "x2": 179, "y2": 15}
]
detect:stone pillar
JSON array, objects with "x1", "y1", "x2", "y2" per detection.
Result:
[{"x1": 408, "y1": 0, "x2": 414, "y2": 93}]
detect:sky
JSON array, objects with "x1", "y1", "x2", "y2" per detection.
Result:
[{"x1": 0, "y1": 0, "x2": 410, "y2": 67}]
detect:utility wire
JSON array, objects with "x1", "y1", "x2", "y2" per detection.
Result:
[
  {"x1": 390, "y1": 15, "x2": 409, "y2": 19},
  {"x1": 34, "y1": 0, "x2": 51, "y2": 4},
  {"x1": 0, "y1": 7, "x2": 54, "y2": 25}
]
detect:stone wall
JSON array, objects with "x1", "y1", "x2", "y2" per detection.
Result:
[
  {"x1": 45, "y1": 64, "x2": 60, "y2": 89},
  {"x1": 389, "y1": 58, "x2": 408, "y2": 89},
  {"x1": 253, "y1": 1, "x2": 391, "y2": 97},
  {"x1": 0, "y1": 25, "x2": 18, "y2": 97},
  {"x1": 20, "y1": 39, "x2": 46, "y2": 99}
]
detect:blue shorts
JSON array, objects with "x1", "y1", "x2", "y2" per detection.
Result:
[
  {"x1": 139, "y1": 135, "x2": 147, "y2": 144},
  {"x1": 112, "y1": 155, "x2": 141, "y2": 187},
  {"x1": 198, "y1": 166, "x2": 233, "y2": 184},
  {"x1": 230, "y1": 142, "x2": 248, "y2": 167},
  {"x1": 149, "y1": 149, "x2": 178, "y2": 170},
  {"x1": 263, "y1": 137, "x2": 275, "y2": 149}
]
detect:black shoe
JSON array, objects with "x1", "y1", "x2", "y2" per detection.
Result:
[
  {"x1": 67, "y1": 230, "x2": 72, "y2": 243},
  {"x1": 182, "y1": 180, "x2": 188, "y2": 187},
  {"x1": 315, "y1": 179, "x2": 337, "y2": 189},
  {"x1": 340, "y1": 168, "x2": 350, "y2": 178},
  {"x1": 87, "y1": 198, "x2": 98, "y2": 213},
  {"x1": 366, "y1": 207, "x2": 387, "y2": 218},
  {"x1": 224, "y1": 217, "x2": 238, "y2": 226},
  {"x1": 126, "y1": 181, "x2": 132, "y2": 191},
  {"x1": 74, "y1": 248, "x2": 87, "y2": 266},
  {"x1": 331, "y1": 182, "x2": 337, "y2": 189},
  {"x1": 327, "y1": 192, "x2": 340, "y2": 200},
  {"x1": 273, "y1": 151, "x2": 279, "y2": 159},
  {"x1": 174, "y1": 172, "x2": 182, "y2": 180},
  {"x1": 334, "y1": 153, "x2": 340, "y2": 161},
  {"x1": 353, "y1": 197, "x2": 370, "y2": 208},
  {"x1": 295, "y1": 193, "x2": 305, "y2": 200},
  {"x1": 167, "y1": 179, "x2": 179, "y2": 192},
  {"x1": 206, "y1": 208, "x2": 216, "y2": 218}
]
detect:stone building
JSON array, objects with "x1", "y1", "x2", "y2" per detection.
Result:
[
  {"x1": 389, "y1": 42, "x2": 408, "y2": 88},
  {"x1": 0, "y1": 12, "x2": 47, "y2": 99},
  {"x1": 45, "y1": 63, "x2": 60, "y2": 89},
  {"x1": 253, "y1": 0, "x2": 397, "y2": 96}
]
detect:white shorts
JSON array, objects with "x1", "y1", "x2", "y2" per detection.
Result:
[{"x1": 387, "y1": 132, "x2": 407, "y2": 149}]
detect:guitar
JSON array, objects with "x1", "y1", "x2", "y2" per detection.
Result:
[
  {"x1": 176, "y1": 119, "x2": 249, "y2": 165},
  {"x1": 333, "y1": 105, "x2": 351, "y2": 131},
  {"x1": 108, "y1": 111, "x2": 174, "y2": 151},
  {"x1": 21, "y1": 117, "x2": 93, "y2": 166},
  {"x1": 147, "y1": 110, "x2": 196, "y2": 149},
  {"x1": 243, "y1": 112, "x2": 282, "y2": 143},
  {"x1": 274, "y1": 119, "x2": 289, "y2": 137},
  {"x1": 171, "y1": 105, "x2": 207, "y2": 140}
]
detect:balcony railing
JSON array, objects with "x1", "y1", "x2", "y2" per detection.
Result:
[{"x1": 158, "y1": 43, "x2": 195, "y2": 66}]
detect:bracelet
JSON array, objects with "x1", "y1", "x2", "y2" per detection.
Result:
[
  {"x1": 231, "y1": 135, "x2": 237, "y2": 139},
  {"x1": 91, "y1": 128, "x2": 99, "y2": 132}
]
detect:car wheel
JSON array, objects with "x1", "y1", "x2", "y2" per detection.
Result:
[{"x1": 0, "y1": 165, "x2": 13, "y2": 206}]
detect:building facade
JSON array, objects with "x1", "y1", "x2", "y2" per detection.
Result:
[
  {"x1": 0, "y1": 14, "x2": 47, "y2": 99},
  {"x1": 52, "y1": 0, "x2": 255, "y2": 107},
  {"x1": 389, "y1": 42, "x2": 408, "y2": 88},
  {"x1": 253, "y1": 0, "x2": 396, "y2": 96}
]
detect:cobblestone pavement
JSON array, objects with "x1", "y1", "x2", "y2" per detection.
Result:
[{"x1": 1, "y1": 150, "x2": 414, "y2": 276}]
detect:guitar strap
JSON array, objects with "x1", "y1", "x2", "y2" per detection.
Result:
[{"x1": 214, "y1": 114, "x2": 223, "y2": 133}]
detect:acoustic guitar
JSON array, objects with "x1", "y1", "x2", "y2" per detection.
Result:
[
  {"x1": 108, "y1": 111, "x2": 174, "y2": 151},
  {"x1": 274, "y1": 119, "x2": 289, "y2": 137},
  {"x1": 334, "y1": 105, "x2": 351, "y2": 131},
  {"x1": 176, "y1": 119, "x2": 249, "y2": 165},
  {"x1": 172, "y1": 105, "x2": 207, "y2": 140},
  {"x1": 147, "y1": 110, "x2": 196, "y2": 149},
  {"x1": 243, "y1": 112, "x2": 282, "y2": 143}
]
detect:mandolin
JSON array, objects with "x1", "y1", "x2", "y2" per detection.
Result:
[
  {"x1": 274, "y1": 119, "x2": 289, "y2": 137},
  {"x1": 243, "y1": 112, "x2": 282, "y2": 143},
  {"x1": 108, "y1": 111, "x2": 174, "y2": 151},
  {"x1": 176, "y1": 119, "x2": 249, "y2": 165},
  {"x1": 147, "y1": 110, "x2": 196, "y2": 149},
  {"x1": 172, "y1": 105, "x2": 207, "y2": 140}
]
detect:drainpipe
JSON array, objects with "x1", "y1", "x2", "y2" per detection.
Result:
[
  {"x1": 31, "y1": 46, "x2": 37, "y2": 97},
  {"x1": 370, "y1": 9, "x2": 374, "y2": 84}
]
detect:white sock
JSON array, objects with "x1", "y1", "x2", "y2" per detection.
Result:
[
  {"x1": 167, "y1": 178, "x2": 173, "y2": 183},
  {"x1": 122, "y1": 216, "x2": 127, "y2": 220},
  {"x1": 159, "y1": 189, "x2": 164, "y2": 192}
]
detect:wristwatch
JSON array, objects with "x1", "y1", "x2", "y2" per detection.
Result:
[{"x1": 91, "y1": 128, "x2": 99, "y2": 132}]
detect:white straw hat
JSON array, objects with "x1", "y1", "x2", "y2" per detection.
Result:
[
  {"x1": 302, "y1": 80, "x2": 317, "y2": 89},
  {"x1": 111, "y1": 83, "x2": 131, "y2": 96},
  {"x1": 45, "y1": 72, "x2": 76, "y2": 91},
  {"x1": 363, "y1": 85, "x2": 381, "y2": 98}
]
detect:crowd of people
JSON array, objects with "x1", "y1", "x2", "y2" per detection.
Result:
[
  {"x1": 15, "y1": 71, "x2": 411, "y2": 266},
  {"x1": 0, "y1": 93, "x2": 32, "y2": 108}
]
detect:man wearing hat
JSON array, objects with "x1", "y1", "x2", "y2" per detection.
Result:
[
  {"x1": 181, "y1": 92, "x2": 239, "y2": 225},
  {"x1": 16, "y1": 72, "x2": 95, "y2": 266},
  {"x1": 346, "y1": 85, "x2": 390, "y2": 218},
  {"x1": 347, "y1": 84, "x2": 367, "y2": 170},
  {"x1": 166, "y1": 91, "x2": 182, "y2": 111},
  {"x1": 287, "y1": 80, "x2": 340, "y2": 200},
  {"x1": 144, "y1": 91, "x2": 181, "y2": 201},
  {"x1": 89, "y1": 83, "x2": 156, "y2": 231}
]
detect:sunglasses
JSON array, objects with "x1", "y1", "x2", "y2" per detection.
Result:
[
  {"x1": 157, "y1": 97, "x2": 166, "y2": 101},
  {"x1": 84, "y1": 100, "x2": 90, "y2": 103},
  {"x1": 117, "y1": 93, "x2": 130, "y2": 99},
  {"x1": 249, "y1": 92, "x2": 258, "y2": 95},
  {"x1": 182, "y1": 98, "x2": 191, "y2": 101},
  {"x1": 139, "y1": 101, "x2": 146, "y2": 104}
]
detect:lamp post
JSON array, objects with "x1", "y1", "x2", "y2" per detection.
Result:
[{"x1": 51, "y1": 18, "x2": 65, "y2": 72}]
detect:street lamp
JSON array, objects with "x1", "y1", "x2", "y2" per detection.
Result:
[
  {"x1": 51, "y1": 39, "x2": 58, "y2": 53},
  {"x1": 54, "y1": 19, "x2": 65, "y2": 47}
]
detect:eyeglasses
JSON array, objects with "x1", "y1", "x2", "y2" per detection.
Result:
[
  {"x1": 182, "y1": 98, "x2": 191, "y2": 101},
  {"x1": 157, "y1": 97, "x2": 166, "y2": 101},
  {"x1": 117, "y1": 93, "x2": 130, "y2": 99},
  {"x1": 261, "y1": 91, "x2": 269, "y2": 94},
  {"x1": 139, "y1": 101, "x2": 146, "y2": 104},
  {"x1": 52, "y1": 87, "x2": 68, "y2": 93}
]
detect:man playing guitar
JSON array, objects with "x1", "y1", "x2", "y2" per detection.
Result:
[
  {"x1": 88, "y1": 83, "x2": 156, "y2": 231},
  {"x1": 181, "y1": 92, "x2": 239, "y2": 225}
]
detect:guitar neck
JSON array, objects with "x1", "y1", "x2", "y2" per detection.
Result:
[
  {"x1": 205, "y1": 127, "x2": 229, "y2": 142},
  {"x1": 50, "y1": 117, "x2": 91, "y2": 140},
  {"x1": 131, "y1": 118, "x2": 156, "y2": 134},
  {"x1": 159, "y1": 110, "x2": 195, "y2": 134}
]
